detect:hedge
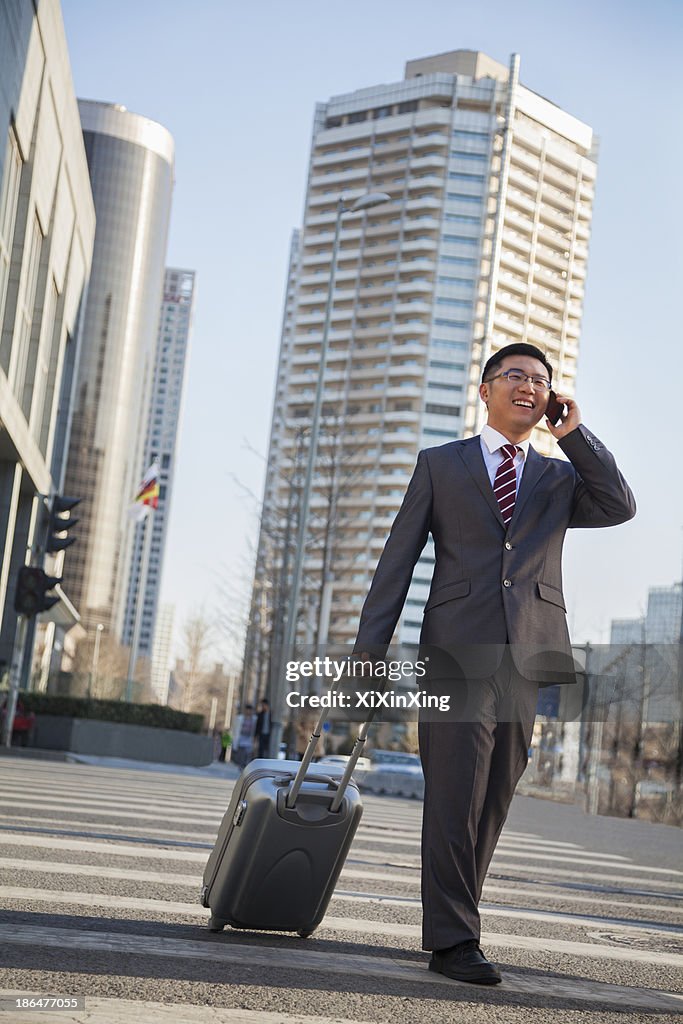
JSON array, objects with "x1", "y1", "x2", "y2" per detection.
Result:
[{"x1": 18, "y1": 692, "x2": 204, "y2": 733}]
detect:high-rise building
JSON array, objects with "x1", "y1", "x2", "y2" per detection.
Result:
[
  {"x1": 0, "y1": 0, "x2": 95, "y2": 672},
  {"x1": 644, "y1": 584, "x2": 682, "y2": 645},
  {"x1": 62, "y1": 101, "x2": 174, "y2": 640},
  {"x1": 609, "y1": 618, "x2": 644, "y2": 646},
  {"x1": 247, "y1": 48, "x2": 597, "y2": 675},
  {"x1": 121, "y1": 268, "x2": 195, "y2": 662},
  {"x1": 607, "y1": 582, "x2": 681, "y2": 731},
  {"x1": 610, "y1": 583, "x2": 682, "y2": 646},
  {"x1": 150, "y1": 601, "x2": 174, "y2": 704}
]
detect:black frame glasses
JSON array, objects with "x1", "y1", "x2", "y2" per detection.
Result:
[{"x1": 485, "y1": 368, "x2": 551, "y2": 391}]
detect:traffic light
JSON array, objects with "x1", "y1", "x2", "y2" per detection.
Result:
[
  {"x1": 46, "y1": 495, "x2": 80, "y2": 554},
  {"x1": 13, "y1": 566, "x2": 61, "y2": 617}
]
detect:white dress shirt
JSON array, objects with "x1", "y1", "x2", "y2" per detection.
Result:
[{"x1": 479, "y1": 424, "x2": 530, "y2": 490}]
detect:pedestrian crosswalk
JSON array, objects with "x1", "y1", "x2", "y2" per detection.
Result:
[{"x1": 0, "y1": 758, "x2": 681, "y2": 1023}]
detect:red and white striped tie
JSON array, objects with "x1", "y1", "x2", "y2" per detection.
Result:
[{"x1": 493, "y1": 443, "x2": 519, "y2": 526}]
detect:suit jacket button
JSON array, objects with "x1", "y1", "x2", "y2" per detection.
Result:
[
  {"x1": 505, "y1": 541, "x2": 512, "y2": 550},
  {"x1": 503, "y1": 578, "x2": 512, "y2": 588}
]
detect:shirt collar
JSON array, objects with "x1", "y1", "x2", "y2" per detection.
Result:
[{"x1": 481, "y1": 423, "x2": 530, "y2": 459}]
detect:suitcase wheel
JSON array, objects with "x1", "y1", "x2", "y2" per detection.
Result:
[
  {"x1": 298, "y1": 929, "x2": 314, "y2": 939},
  {"x1": 208, "y1": 916, "x2": 227, "y2": 933}
]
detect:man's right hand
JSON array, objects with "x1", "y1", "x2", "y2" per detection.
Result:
[{"x1": 546, "y1": 394, "x2": 581, "y2": 439}]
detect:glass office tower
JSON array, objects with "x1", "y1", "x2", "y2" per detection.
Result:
[
  {"x1": 62, "y1": 101, "x2": 174, "y2": 637},
  {"x1": 121, "y1": 267, "x2": 195, "y2": 669},
  {"x1": 0, "y1": 0, "x2": 95, "y2": 674}
]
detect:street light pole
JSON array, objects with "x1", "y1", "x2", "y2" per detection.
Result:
[
  {"x1": 269, "y1": 192, "x2": 391, "y2": 758},
  {"x1": 90, "y1": 623, "x2": 103, "y2": 699}
]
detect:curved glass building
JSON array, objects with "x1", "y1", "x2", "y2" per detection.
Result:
[{"x1": 62, "y1": 100, "x2": 174, "y2": 635}]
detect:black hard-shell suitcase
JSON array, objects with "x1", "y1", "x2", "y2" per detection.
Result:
[
  {"x1": 200, "y1": 759, "x2": 361, "y2": 936},
  {"x1": 201, "y1": 697, "x2": 376, "y2": 937}
]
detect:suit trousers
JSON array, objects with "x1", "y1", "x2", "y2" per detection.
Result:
[{"x1": 418, "y1": 649, "x2": 538, "y2": 951}]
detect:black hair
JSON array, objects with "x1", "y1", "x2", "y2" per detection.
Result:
[{"x1": 481, "y1": 343, "x2": 553, "y2": 384}]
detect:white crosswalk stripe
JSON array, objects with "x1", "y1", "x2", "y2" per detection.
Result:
[
  {"x1": 1, "y1": 758, "x2": 682, "y2": 1022},
  {"x1": 1, "y1": 883, "x2": 680, "y2": 954},
  {"x1": 0, "y1": 997, "x2": 377, "y2": 1024},
  {"x1": 0, "y1": 923, "x2": 681, "y2": 1013}
]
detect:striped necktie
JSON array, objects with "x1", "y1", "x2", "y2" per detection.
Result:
[{"x1": 493, "y1": 443, "x2": 520, "y2": 525}]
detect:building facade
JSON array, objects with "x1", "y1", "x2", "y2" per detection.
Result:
[
  {"x1": 246, "y1": 48, "x2": 597, "y2": 684},
  {"x1": 61, "y1": 100, "x2": 174, "y2": 643},
  {"x1": 609, "y1": 618, "x2": 644, "y2": 646},
  {"x1": 0, "y1": 0, "x2": 95, "y2": 676},
  {"x1": 121, "y1": 267, "x2": 195, "y2": 667},
  {"x1": 610, "y1": 582, "x2": 682, "y2": 646},
  {"x1": 150, "y1": 600, "x2": 174, "y2": 704},
  {"x1": 643, "y1": 584, "x2": 682, "y2": 645}
]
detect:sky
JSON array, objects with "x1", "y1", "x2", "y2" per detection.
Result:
[{"x1": 59, "y1": 0, "x2": 683, "y2": 662}]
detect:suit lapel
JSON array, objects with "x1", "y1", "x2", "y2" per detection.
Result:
[
  {"x1": 456, "y1": 436, "x2": 550, "y2": 531},
  {"x1": 509, "y1": 445, "x2": 549, "y2": 527},
  {"x1": 457, "y1": 437, "x2": 505, "y2": 528}
]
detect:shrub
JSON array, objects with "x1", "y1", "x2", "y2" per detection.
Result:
[{"x1": 19, "y1": 692, "x2": 203, "y2": 733}]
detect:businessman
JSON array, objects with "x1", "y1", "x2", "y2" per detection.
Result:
[{"x1": 354, "y1": 342, "x2": 635, "y2": 984}]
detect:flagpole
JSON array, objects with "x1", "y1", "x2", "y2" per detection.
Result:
[{"x1": 125, "y1": 507, "x2": 154, "y2": 702}]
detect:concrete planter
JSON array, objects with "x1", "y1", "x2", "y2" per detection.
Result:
[{"x1": 32, "y1": 715, "x2": 214, "y2": 767}]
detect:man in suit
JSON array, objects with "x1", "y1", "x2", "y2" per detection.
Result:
[
  {"x1": 354, "y1": 342, "x2": 635, "y2": 985},
  {"x1": 254, "y1": 698, "x2": 271, "y2": 759}
]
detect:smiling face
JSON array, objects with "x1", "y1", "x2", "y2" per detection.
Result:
[{"x1": 479, "y1": 354, "x2": 550, "y2": 442}]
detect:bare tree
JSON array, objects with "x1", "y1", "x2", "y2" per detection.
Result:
[
  {"x1": 181, "y1": 611, "x2": 214, "y2": 712},
  {"x1": 213, "y1": 540, "x2": 259, "y2": 675},
  {"x1": 70, "y1": 632, "x2": 130, "y2": 699},
  {"x1": 241, "y1": 412, "x2": 375, "y2": 709},
  {"x1": 179, "y1": 661, "x2": 236, "y2": 727},
  {"x1": 584, "y1": 641, "x2": 682, "y2": 825}
]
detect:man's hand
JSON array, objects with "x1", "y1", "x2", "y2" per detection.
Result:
[
  {"x1": 353, "y1": 651, "x2": 384, "y2": 678},
  {"x1": 546, "y1": 394, "x2": 581, "y2": 440}
]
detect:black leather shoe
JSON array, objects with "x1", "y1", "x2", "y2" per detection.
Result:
[{"x1": 429, "y1": 939, "x2": 502, "y2": 985}]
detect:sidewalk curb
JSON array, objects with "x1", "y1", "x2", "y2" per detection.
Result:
[{"x1": 0, "y1": 748, "x2": 241, "y2": 779}]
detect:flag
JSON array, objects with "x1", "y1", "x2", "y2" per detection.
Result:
[
  {"x1": 127, "y1": 460, "x2": 160, "y2": 520},
  {"x1": 135, "y1": 460, "x2": 160, "y2": 508}
]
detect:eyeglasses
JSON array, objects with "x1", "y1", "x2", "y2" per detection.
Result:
[{"x1": 485, "y1": 368, "x2": 551, "y2": 392}]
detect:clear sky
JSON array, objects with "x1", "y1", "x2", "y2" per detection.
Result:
[{"x1": 59, "y1": 0, "x2": 682, "y2": 661}]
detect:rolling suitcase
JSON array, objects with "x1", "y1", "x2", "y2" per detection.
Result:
[{"x1": 200, "y1": 695, "x2": 374, "y2": 937}]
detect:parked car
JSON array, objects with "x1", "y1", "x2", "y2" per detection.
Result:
[
  {"x1": 369, "y1": 749, "x2": 422, "y2": 771},
  {"x1": 317, "y1": 753, "x2": 372, "y2": 783},
  {"x1": 363, "y1": 749, "x2": 424, "y2": 800}
]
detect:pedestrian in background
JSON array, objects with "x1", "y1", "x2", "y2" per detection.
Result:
[
  {"x1": 254, "y1": 698, "x2": 271, "y2": 758},
  {"x1": 218, "y1": 728, "x2": 231, "y2": 762},
  {"x1": 233, "y1": 704, "x2": 256, "y2": 769},
  {"x1": 295, "y1": 711, "x2": 325, "y2": 761}
]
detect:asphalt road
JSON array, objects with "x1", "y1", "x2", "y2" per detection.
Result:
[{"x1": 0, "y1": 754, "x2": 681, "y2": 1024}]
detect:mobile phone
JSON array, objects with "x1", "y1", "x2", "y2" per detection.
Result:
[{"x1": 546, "y1": 390, "x2": 565, "y2": 426}]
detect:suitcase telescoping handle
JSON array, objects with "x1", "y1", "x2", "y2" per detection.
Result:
[
  {"x1": 286, "y1": 660, "x2": 387, "y2": 811},
  {"x1": 328, "y1": 714, "x2": 373, "y2": 813}
]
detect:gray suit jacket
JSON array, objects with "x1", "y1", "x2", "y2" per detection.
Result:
[{"x1": 354, "y1": 424, "x2": 636, "y2": 684}]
